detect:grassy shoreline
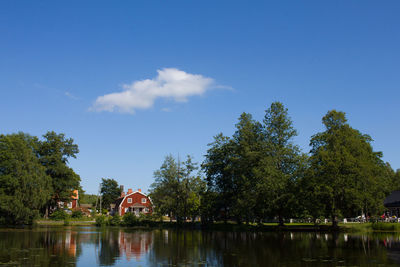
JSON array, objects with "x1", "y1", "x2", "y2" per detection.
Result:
[{"x1": 28, "y1": 220, "x2": 400, "y2": 233}]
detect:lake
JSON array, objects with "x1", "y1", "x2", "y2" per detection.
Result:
[{"x1": 0, "y1": 226, "x2": 400, "y2": 266}]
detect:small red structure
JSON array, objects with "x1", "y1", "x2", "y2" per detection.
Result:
[
  {"x1": 59, "y1": 189, "x2": 79, "y2": 209},
  {"x1": 70, "y1": 189, "x2": 79, "y2": 209},
  {"x1": 113, "y1": 188, "x2": 152, "y2": 216}
]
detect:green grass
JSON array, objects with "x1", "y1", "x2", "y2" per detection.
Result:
[{"x1": 35, "y1": 220, "x2": 95, "y2": 226}]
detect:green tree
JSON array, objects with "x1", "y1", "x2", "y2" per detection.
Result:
[
  {"x1": 203, "y1": 105, "x2": 303, "y2": 225},
  {"x1": 231, "y1": 113, "x2": 264, "y2": 224},
  {"x1": 37, "y1": 131, "x2": 80, "y2": 215},
  {"x1": 79, "y1": 193, "x2": 98, "y2": 206},
  {"x1": 0, "y1": 133, "x2": 52, "y2": 224},
  {"x1": 308, "y1": 110, "x2": 390, "y2": 227},
  {"x1": 150, "y1": 155, "x2": 203, "y2": 223},
  {"x1": 256, "y1": 102, "x2": 304, "y2": 225},
  {"x1": 100, "y1": 178, "x2": 121, "y2": 210},
  {"x1": 202, "y1": 134, "x2": 236, "y2": 223}
]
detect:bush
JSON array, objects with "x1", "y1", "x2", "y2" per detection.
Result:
[
  {"x1": 95, "y1": 214, "x2": 108, "y2": 226},
  {"x1": 123, "y1": 213, "x2": 139, "y2": 226},
  {"x1": 109, "y1": 214, "x2": 121, "y2": 226},
  {"x1": 138, "y1": 213, "x2": 154, "y2": 223},
  {"x1": 71, "y1": 210, "x2": 84, "y2": 219},
  {"x1": 50, "y1": 209, "x2": 70, "y2": 221}
]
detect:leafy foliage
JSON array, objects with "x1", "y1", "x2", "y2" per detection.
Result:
[
  {"x1": 50, "y1": 209, "x2": 70, "y2": 221},
  {"x1": 307, "y1": 110, "x2": 391, "y2": 227},
  {"x1": 37, "y1": 131, "x2": 81, "y2": 213},
  {"x1": 0, "y1": 131, "x2": 81, "y2": 225},
  {"x1": 0, "y1": 133, "x2": 52, "y2": 225},
  {"x1": 150, "y1": 155, "x2": 205, "y2": 223},
  {"x1": 100, "y1": 178, "x2": 121, "y2": 211},
  {"x1": 122, "y1": 212, "x2": 139, "y2": 226},
  {"x1": 202, "y1": 103, "x2": 395, "y2": 227},
  {"x1": 71, "y1": 210, "x2": 84, "y2": 218}
]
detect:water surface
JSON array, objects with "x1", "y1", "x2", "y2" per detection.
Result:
[{"x1": 0, "y1": 226, "x2": 399, "y2": 266}]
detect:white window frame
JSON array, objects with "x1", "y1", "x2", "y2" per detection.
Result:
[
  {"x1": 127, "y1": 198, "x2": 132, "y2": 203},
  {"x1": 142, "y1": 198, "x2": 147, "y2": 203}
]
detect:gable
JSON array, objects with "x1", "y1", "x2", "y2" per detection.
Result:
[{"x1": 118, "y1": 191, "x2": 152, "y2": 209}]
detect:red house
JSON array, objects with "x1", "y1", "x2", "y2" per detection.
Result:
[{"x1": 113, "y1": 188, "x2": 152, "y2": 216}]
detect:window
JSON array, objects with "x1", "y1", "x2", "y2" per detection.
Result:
[
  {"x1": 127, "y1": 198, "x2": 132, "y2": 203},
  {"x1": 142, "y1": 198, "x2": 147, "y2": 203},
  {"x1": 144, "y1": 208, "x2": 149, "y2": 213}
]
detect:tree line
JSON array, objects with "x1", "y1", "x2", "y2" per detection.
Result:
[
  {"x1": 1, "y1": 102, "x2": 399, "y2": 226},
  {"x1": 0, "y1": 131, "x2": 80, "y2": 225},
  {"x1": 150, "y1": 102, "x2": 400, "y2": 227}
]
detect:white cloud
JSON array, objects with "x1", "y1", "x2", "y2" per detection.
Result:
[{"x1": 91, "y1": 68, "x2": 214, "y2": 114}]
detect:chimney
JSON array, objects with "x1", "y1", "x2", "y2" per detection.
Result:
[
  {"x1": 127, "y1": 188, "x2": 133, "y2": 194},
  {"x1": 138, "y1": 188, "x2": 141, "y2": 192}
]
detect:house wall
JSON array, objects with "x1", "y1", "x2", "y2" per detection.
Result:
[{"x1": 119, "y1": 192, "x2": 153, "y2": 216}]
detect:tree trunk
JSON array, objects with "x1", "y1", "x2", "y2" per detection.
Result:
[
  {"x1": 278, "y1": 214, "x2": 284, "y2": 226},
  {"x1": 331, "y1": 215, "x2": 338, "y2": 229},
  {"x1": 224, "y1": 206, "x2": 228, "y2": 224},
  {"x1": 44, "y1": 205, "x2": 49, "y2": 219}
]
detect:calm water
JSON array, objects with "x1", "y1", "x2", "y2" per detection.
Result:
[{"x1": 0, "y1": 227, "x2": 400, "y2": 266}]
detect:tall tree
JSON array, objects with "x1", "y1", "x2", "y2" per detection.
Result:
[
  {"x1": 37, "y1": 131, "x2": 80, "y2": 214},
  {"x1": 231, "y1": 113, "x2": 264, "y2": 223},
  {"x1": 100, "y1": 178, "x2": 122, "y2": 210},
  {"x1": 308, "y1": 110, "x2": 389, "y2": 227},
  {"x1": 202, "y1": 134, "x2": 236, "y2": 223},
  {"x1": 256, "y1": 102, "x2": 303, "y2": 225},
  {"x1": 150, "y1": 155, "x2": 202, "y2": 223},
  {"x1": 0, "y1": 133, "x2": 52, "y2": 224}
]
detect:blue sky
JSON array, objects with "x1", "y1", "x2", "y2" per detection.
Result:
[{"x1": 1, "y1": 1, "x2": 399, "y2": 194}]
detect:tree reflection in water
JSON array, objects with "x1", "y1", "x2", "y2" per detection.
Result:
[{"x1": 1, "y1": 227, "x2": 400, "y2": 266}]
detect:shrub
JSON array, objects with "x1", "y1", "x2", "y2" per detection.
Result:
[
  {"x1": 95, "y1": 214, "x2": 108, "y2": 226},
  {"x1": 71, "y1": 210, "x2": 84, "y2": 219},
  {"x1": 123, "y1": 213, "x2": 138, "y2": 226},
  {"x1": 138, "y1": 213, "x2": 154, "y2": 223},
  {"x1": 109, "y1": 214, "x2": 121, "y2": 226},
  {"x1": 50, "y1": 209, "x2": 70, "y2": 221}
]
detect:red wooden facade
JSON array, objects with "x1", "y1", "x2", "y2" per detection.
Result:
[{"x1": 115, "y1": 189, "x2": 153, "y2": 216}]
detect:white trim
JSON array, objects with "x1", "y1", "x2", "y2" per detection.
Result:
[{"x1": 117, "y1": 191, "x2": 152, "y2": 211}]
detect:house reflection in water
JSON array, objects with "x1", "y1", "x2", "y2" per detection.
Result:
[
  {"x1": 50, "y1": 230, "x2": 77, "y2": 257},
  {"x1": 118, "y1": 231, "x2": 153, "y2": 261}
]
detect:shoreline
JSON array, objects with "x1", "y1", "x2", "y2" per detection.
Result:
[{"x1": 15, "y1": 221, "x2": 400, "y2": 233}]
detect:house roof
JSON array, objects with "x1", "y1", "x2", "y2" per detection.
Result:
[
  {"x1": 384, "y1": 191, "x2": 400, "y2": 208},
  {"x1": 114, "y1": 190, "x2": 152, "y2": 209}
]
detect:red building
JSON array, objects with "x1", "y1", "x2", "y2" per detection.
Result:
[{"x1": 113, "y1": 188, "x2": 152, "y2": 216}]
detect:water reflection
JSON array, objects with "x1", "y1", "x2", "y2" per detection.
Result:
[{"x1": 1, "y1": 227, "x2": 400, "y2": 266}]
